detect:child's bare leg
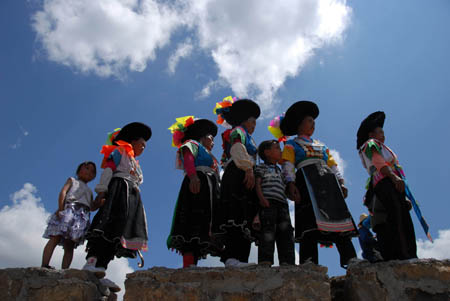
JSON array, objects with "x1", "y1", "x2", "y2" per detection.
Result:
[
  {"x1": 42, "y1": 236, "x2": 61, "y2": 267},
  {"x1": 62, "y1": 240, "x2": 75, "y2": 269}
]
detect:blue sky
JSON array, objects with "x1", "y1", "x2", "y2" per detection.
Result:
[{"x1": 1, "y1": 0, "x2": 450, "y2": 292}]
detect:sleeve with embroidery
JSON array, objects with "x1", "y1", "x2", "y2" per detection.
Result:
[
  {"x1": 95, "y1": 167, "x2": 113, "y2": 193},
  {"x1": 95, "y1": 148, "x2": 123, "y2": 193},
  {"x1": 230, "y1": 127, "x2": 246, "y2": 145},
  {"x1": 230, "y1": 142, "x2": 254, "y2": 171},
  {"x1": 281, "y1": 144, "x2": 296, "y2": 182}
]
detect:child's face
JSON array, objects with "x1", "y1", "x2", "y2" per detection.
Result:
[
  {"x1": 241, "y1": 117, "x2": 256, "y2": 134},
  {"x1": 264, "y1": 142, "x2": 282, "y2": 163},
  {"x1": 200, "y1": 134, "x2": 214, "y2": 151},
  {"x1": 297, "y1": 116, "x2": 315, "y2": 136},
  {"x1": 78, "y1": 164, "x2": 96, "y2": 183},
  {"x1": 131, "y1": 138, "x2": 147, "y2": 157}
]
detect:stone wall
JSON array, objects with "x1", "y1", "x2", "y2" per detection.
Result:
[
  {"x1": 1, "y1": 259, "x2": 449, "y2": 300},
  {"x1": 344, "y1": 259, "x2": 450, "y2": 301},
  {"x1": 0, "y1": 268, "x2": 117, "y2": 301},
  {"x1": 124, "y1": 263, "x2": 330, "y2": 301}
]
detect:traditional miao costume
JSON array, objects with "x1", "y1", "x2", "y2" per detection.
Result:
[
  {"x1": 167, "y1": 117, "x2": 221, "y2": 266},
  {"x1": 85, "y1": 122, "x2": 150, "y2": 270},
  {"x1": 357, "y1": 112, "x2": 418, "y2": 260},
  {"x1": 279, "y1": 101, "x2": 357, "y2": 268},
  {"x1": 212, "y1": 97, "x2": 260, "y2": 265},
  {"x1": 43, "y1": 177, "x2": 93, "y2": 248}
]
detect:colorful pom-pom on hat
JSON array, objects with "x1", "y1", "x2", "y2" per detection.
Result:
[
  {"x1": 105, "y1": 128, "x2": 121, "y2": 145},
  {"x1": 268, "y1": 113, "x2": 287, "y2": 142},
  {"x1": 169, "y1": 116, "x2": 218, "y2": 148},
  {"x1": 213, "y1": 96, "x2": 236, "y2": 128},
  {"x1": 214, "y1": 96, "x2": 260, "y2": 127},
  {"x1": 168, "y1": 116, "x2": 195, "y2": 147}
]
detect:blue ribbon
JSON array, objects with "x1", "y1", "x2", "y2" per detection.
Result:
[{"x1": 396, "y1": 166, "x2": 433, "y2": 242}]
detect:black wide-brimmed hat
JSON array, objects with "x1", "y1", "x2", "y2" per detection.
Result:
[
  {"x1": 223, "y1": 99, "x2": 261, "y2": 126},
  {"x1": 356, "y1": 111, "x2": 385, "y2": 149},
  {"x1": 280, "y1": 101, "x2": 319, "y2": 136},
  {"x1": 183, "y1": 119, "x2": 218, "y2": 142},
  {"x1": 114, "y1": 122, "x2": 152, "y2": 143}
]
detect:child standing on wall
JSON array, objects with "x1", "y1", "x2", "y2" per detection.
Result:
[
  {"x1": 358, "y1": 213, "x2": 382, "y2": 263},
  {"x1": 167, "y1": 117, "x2": 221, "y2": 267},
  {"x1": 255, "y1": 140, "x2": 295, "y2": 266},
  {"x1": 83, "y1": 122, "x2": 151, "y2": 283},
  {"x1": 42, "y1": 161, "x2": 97, "y2": 269}
]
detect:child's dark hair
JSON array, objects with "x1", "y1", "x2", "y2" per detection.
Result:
[
  {"x1": 76, "y1": 161, "x2": 97, "y2": 175},
  {"x1": 258, "y1": 140, "x2": 279, "y2": 162}
]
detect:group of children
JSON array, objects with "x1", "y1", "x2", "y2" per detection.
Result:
[{"x1": 41, "y1": 97, "x2": 424, "y2": 291}]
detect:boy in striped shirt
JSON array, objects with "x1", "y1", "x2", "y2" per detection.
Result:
[{"x1": 254, "y1": 140, "x2": 295, "y2": 266}]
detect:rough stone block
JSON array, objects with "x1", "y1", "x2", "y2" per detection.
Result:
[
  {"x1": 344, "y1": 259, "x2": 450, "y2": 301},
  {"x1": 124, "y1": 263, "x2": 330, "y2": 301}
]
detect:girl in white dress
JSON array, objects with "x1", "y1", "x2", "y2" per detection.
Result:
[{"x1": 41, "y1": 161, "x2": 97, "y2": 269}]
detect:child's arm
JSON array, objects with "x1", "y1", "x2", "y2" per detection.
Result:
[
  {"x1": 255, "y1": 177, "x2": 270, "y2": 208},
  {"x1": 57, "y1": 178, "x2": 72, "y2": 215},
  {"x1": 183, "y1": 147, "x2": 201, "y2": 194},
  {"x1": 91, "y1": 193, "x2": 104, "y2": 211}
]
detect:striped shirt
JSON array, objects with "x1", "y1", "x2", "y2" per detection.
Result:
[{"x1": 255, "y1": 163, "x2": 287, "y2": 204}]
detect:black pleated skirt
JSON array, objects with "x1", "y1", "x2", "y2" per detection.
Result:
[
  {"x1": 212, "y1": 161, "x2": 258, "y2": 241},
  {"x1": 167, "y1": 171, "x2": 221, "y2": 257},
  {"x1": 86, "y1": 177, "x2": 148, "y2": 258}
]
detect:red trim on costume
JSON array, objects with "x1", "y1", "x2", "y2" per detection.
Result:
[{"x1": 100, "y1": 140, "x2": 135, "y2": 168}]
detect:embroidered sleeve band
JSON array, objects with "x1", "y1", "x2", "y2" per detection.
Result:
[{"x1": 230, "y1": 142, "x2": 254, "y2": 171}]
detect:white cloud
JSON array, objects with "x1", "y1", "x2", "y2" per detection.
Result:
[
  {"x1": 0, "y1": 183, "x2": 133, "y2": 300},
  {"x1": 197, "y1": 79, "x2": 226, "y2": 99},
  {"x1": 189, "y1": 0, "x2": 351, "y2": 111},
  {"x1": 168, "y1": 40, "x2": 193, "y2": 74},
  {"x1": 32, "y1": 0, "x2": 351, "y2": 110},
  {"x1": 329, "y1": 149, "x2": 346, "y2": 177},
  {"x1": 32, "y1": 0, "x2": 183, "y2": 77},
  {"x1": 417, "y1": 229, "x2": 450, "y2": 260}
]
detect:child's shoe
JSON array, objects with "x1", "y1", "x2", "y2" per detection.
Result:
[
  {"x1": 100, "y1": 278, "x2": 121, "y2": 293},
  {"x1": 82, "y1": 257, "x2": 106, "y2": 278},
  {"x1": 225, "y1": 258, "x2": 255, "y2": 268}
]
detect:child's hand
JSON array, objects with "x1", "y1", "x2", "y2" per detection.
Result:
[
  {"x1": 340, "y1": 184, "x2": 348, "y2": 199},
  {"x1": 259, "y1": 198, "x2": 270, "y2": 208},
  {"x1": 287, "y1": 182, "x2": 301, "y2": 204},
  {"x1": 243, "y1": 169, "x2": 255, "y2": 190},
  {"x1": 55, "y1": 209, "x2": 63, "y2": 218},
  {"x1": 189, "y1": 175, "x2": 201, "y2": 194},
  {"x1": 93, "y1": 193, "x2": 106, "y2": 209}
]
